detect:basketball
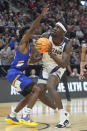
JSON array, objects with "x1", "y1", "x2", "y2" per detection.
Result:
[{"x1": 35, "y1": 37, "x2": 51, "y2": 53}]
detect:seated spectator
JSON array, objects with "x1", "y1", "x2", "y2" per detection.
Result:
[
  {"x1": 0, "y1": 44, "x2": 13, "y2": 65},
  {"x1": 72, "y1": 37, "x2": 80, "y2": 50},
  {"x1": 29, "y1": 69, "x2": 38, "y2": 84},
  {"x1": 76, "y1": 27, "x2": 84, "y2": 42},
  {"x1": 71, "y1": 68, "x2": 79, "y2": 77}
]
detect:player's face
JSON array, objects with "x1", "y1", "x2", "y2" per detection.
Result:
[{"x1": 52, "y1": 25, "x2": 64, "y2": 38}]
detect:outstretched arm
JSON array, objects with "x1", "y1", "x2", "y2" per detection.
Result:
[
  {"x1": 20, "y1": 5, "x2": 49, "y2": 45},
  {"x1": 48, "y1": 40, "x2": 72, "y2": 68}
]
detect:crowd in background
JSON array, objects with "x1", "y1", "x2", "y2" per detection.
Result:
[{"x1": 0, "y1": 0, "x2": 87, "y2": 77}]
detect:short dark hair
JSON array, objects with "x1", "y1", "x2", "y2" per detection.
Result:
[{"x1": 19, "y1": 26, "x2": 30, "y2": 41}]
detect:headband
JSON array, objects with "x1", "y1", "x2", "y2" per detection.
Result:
[{"x1": 56, "y1": 22, "x2": 67, "y2": 32}]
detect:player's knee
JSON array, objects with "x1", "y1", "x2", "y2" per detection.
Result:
[
  {"x1": 47, "y1": 84, "x2": 54, "y2": 91},
  {"x1": 33, "y1": 85, "x2": 41, "y2": 93}
]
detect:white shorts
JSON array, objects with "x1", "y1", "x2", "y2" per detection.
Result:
[{"x1": 38, "y1": 66, "x2": 66, "y2": 84}]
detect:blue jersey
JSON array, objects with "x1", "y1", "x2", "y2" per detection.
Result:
[
  {"x1": 7, "y1": 46, "x2": 34, "y2": 94},
  {"x1": 10, "y1": 47, "x2": 32, "y2": 71}
]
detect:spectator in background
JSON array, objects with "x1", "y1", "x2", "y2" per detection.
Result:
[
  {"x1": 0, "y1": 44, "x2": 12, "y2": 65},
  {"x1": 0, "y1": 34, "x2": 5, "y2": 50},
  {"x1": 9, "y1": 37, "x2": 18, "y2": 50},
  {"x1": 72, "y1": 37, "x2": 80, "y2": 50},
  {"x1": 76, "y1": 27, "x2": 84, "y2": 42},
  {"x1": 72, "y1": 68, "x2": 79, "y2": 77},
  {"x1": 29, "y1": 69, "x2": 38, "y2": 84},
  {"x1": 70, "y1": 51, "x2": 80, "y2": 70}
]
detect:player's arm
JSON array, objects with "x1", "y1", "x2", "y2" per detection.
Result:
[
  {"x1": 67, "y1": 65, "x2": 72, "y2": 74},
  {"x1": 20, "y1": 6, "x2": 49, "y2": 45},
  {"x1": 79, "y1": 44, "x2": 86, "y2": 79},
  {"x1": 33, "y1": 32, "x2": 50, "y2": 40},
  {"x1": 29, "y1": 46, "x2": 43, "y2": 64},
  {"x1": 67, "y1": 64, "x2": 73, "y2": 76},
  {"x1": 48, "y1": 40, "x2": 72, "y2": 68}
]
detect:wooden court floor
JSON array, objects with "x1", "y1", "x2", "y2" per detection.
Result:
[{"x1": 0, "y1": 98, "x2": 87, "y2": 131}]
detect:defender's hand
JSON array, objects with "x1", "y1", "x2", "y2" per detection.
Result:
[{"x1": 41, "y1": 5, "x2": 49, "y2": 16}]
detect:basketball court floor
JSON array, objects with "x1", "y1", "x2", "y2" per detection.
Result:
[{"x1": 0, "y1": 98, "x2": 87, "y2": 131}]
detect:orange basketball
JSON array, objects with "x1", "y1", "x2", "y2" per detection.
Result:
[{"x1": 35, "y1": 37, "x2": 51, "y2": 53}]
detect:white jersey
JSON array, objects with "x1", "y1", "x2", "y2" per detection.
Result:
[
  {"x1": 42, "y1": 36, "x2": 68, "y2": 72},
  {"x1": 38, "y1": 36, "x2": 69, "y2": 84}
]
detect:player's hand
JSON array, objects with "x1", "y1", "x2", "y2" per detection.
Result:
[
  {"x1": 48, "y1": 51, "x2": 54, "y2": 59},
  {"x1": 48, "y1": 44, "x2": 52, "y2": 56},
  {"x1": 79, "y1": 73, "x2": 85, "y2": 80},
  {"x1": 41, "y1": 5, "x2": 49, "y2": 16}
]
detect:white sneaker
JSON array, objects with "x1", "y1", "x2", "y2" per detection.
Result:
[{"x1": 55, "y1": 110, "x2": 71, "y2": 128}]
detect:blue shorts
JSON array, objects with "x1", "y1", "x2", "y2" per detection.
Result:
[{"x1": 7, "y1": 69, "x2": 34, "y2": 95}]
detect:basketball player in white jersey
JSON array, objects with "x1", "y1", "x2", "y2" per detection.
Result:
[{"x1": 37, "y1": 21, "x2": 72, "y2": 128}]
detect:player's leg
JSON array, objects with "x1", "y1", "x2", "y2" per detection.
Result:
[
  {"x1": 61, "y1": 71, "x2": 71, "y2": 101},
  {"x1": 38, "y1": 83, "x2": 56, "y2": 109},
  {"x1": 5, "y1": 73, "x2": 40, "y2": 126},
  {"x1": 47, "y1": 75, "x2": 63, "y2": 109},
  {"x1": 19, "y1": 84, "x2": 41, "y2": 126},
  {"x1": 14, "y1": 93, "x2": 32, "y2": 113},
  {"x1": 47, "y1": 75, "x2": 70, "y2": 128},
  {"x1": 5, "y1": 93, "x2": 32, "y2": 125}
]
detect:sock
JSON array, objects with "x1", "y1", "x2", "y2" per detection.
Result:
[
  {"x1": 58, "y1": 109, "x2": 68, "y2": 124},
  {"x1": 10, "y1": 111, "x2": 17, "y2": 118},
  {"x1": 23, "y1": 107, "x2": 32, "y2": 117},
  {"x1": 59, "y1": 109, "x2": 65, "y2": 114}
]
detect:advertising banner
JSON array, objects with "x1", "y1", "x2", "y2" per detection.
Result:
[{"x1": 0, "y1": 77, "x2": 87, "y2": 102}]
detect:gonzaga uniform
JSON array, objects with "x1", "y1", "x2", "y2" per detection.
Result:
[
  {"x1": 38, "y1": 35, "x2": 70, "y2": 83},
  {"x1": 7, "y1": 47, "x2": 34, "y2": 95}
]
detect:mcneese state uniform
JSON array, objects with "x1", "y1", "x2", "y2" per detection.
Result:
[
  {"x1": 38, "y1": 36, "x2": 70, "y2": 84},
  {"x1": 6, "y1": 47, "x2": 34, "y2": 96}
]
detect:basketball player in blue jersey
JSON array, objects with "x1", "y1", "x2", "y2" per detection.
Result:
[
  {"x1": 37, "y1": 21, "x2": 72, "y2": 128},
  {"x1": 5, "y1": 5, "x2": 52, "y2": 126}
]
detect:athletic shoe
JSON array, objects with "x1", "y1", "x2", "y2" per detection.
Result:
[
  {"x1": 5, "y1": 115, "x2": 20, "y2": 125},
  {"x1": 55, "y1": 119, "x2": 71, "y2": 128},
  {"x1": 55, "y1": 111, "x2": 71, "y2": 128},
  {"x1": 19, "y1": 114, "x2": 38, "y2": 126}
]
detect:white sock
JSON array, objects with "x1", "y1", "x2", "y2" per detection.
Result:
[
  {"x1": 10, "y1": 111, "x2": 17, "y2": 118},
  {"x1": 58, "y1": 109, "x2": 69, "y2": 124},
  {"x1": 59, "y1": 109, "x2": 65, "y2": 113},
  {"x1": 23, "y1": 107, "x2": 32, "y2": 117}
]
